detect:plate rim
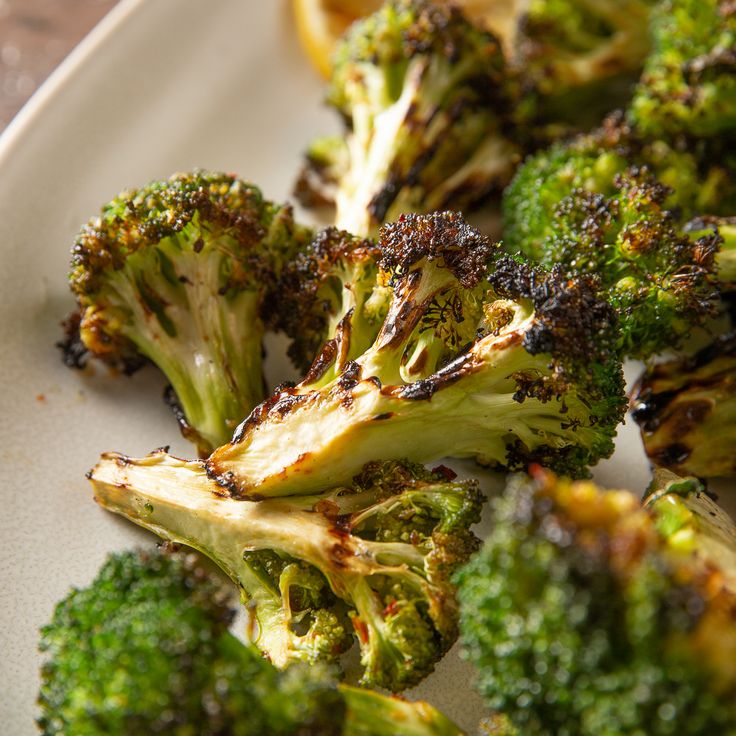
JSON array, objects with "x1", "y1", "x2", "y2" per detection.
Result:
[{"x1": 0, "y1": 0, "x2": 147, "y2": 168}]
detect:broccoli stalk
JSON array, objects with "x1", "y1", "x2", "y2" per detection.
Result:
[
  {"x1": 340, "y1": 685, "x2": 465, "y2": 736},
  {"x1": 67, "y1": 171, "x2": 312, "y2": 455},
  {"x1": 456, "y1": 468, "x2": 736, "y2": 735},
  {"x1": 205, "y1": 212, "x2": 625, "y2": 499},
  {"x1": 631, "y1": 330, "x2": 736, "y2": 478},
  {"x1": 89, "y1": 452, "x2": 484, "y2": 692},
  {"x1": 295, "y1": 0, "x2": 520, "y2": 236},
  {"x1": 38, "y1": 546, "x2": 465, "y2": 735}
]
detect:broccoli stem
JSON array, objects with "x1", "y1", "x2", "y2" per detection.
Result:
[
  {"x1": 209, "y1": 331, "x2": 604, "y2": 498},
  {"x1": 339, "y1": 685, "x2": 465, "y2": 736},
  {"x1": 102, "y1": 234, "x2": 264, "y2": 453}
]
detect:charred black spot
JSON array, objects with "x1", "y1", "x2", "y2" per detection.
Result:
[
  {"x1": 372, "y1": 412, "x2": 395, "y2": 421},
  {"x1": 338, "y1": 360, "x2": 362, "y2": 391},
  {"x1": 398, "y1": 379, "x2": 436, "y2": 400},
  {"x1": 379, "y1": 211, "x2": 497, "y2": 287},
  {"x1": 57, "y1": 310, "x2": 89, "y2": 369}
]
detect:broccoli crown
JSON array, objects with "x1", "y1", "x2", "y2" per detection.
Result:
[
  {"x1": 512, "y1": 0, "x2": 656, "y2": 132},
  {"x1": 544, "y1": 168, "x2": 719, "y2": 358},
  {"x1": 206, "y1": 212, "x2": 624, "y2": 497},
  {"x1": 631, "y1": 330, "x2": 736, "y2": 478},
  {"x1": 629, "y1": 0, "x2": 736, "y2": 140},
  {"x1": 38, "y1": 546, "x2": 344, "y2": 735},
  {"x1": 296, "y1": 0, "x2": 519, "y2": 235},
  {"x1": 503, "y1": 114, "x2": 733, "y2": 260},
  {"x1": 456, "y1": 469, "x2": 736, "y2": 735},
  {"x1": 67, "y1": 170, "x2": 311, "y2": 454},
  {"x1": 274, "y1": 227, "x2": 388, "y2": 376},
  {"x1": 89, "y1": 452, "x2": 485, "y2": 693}
]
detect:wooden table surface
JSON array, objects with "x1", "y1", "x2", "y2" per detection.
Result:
[{"x1": 0, "y1": 0, "x2": 120, "y2": 131}]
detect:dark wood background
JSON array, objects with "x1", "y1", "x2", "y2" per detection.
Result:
[{"x1": 0, "y1": 0, "x2": 119, "y2": 130}]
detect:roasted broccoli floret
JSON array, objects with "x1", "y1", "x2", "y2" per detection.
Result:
[
  {"x1": 38, "y1": 546, "x2": 343, "y2": 735},
  {"x1": 88, "y1": 455, "x2": 484, "y2": 692},
  {"x1": 503, "y1": 120, "x2": 726, "y2": 358},
  {"x1": 631, "y1": 330, "x2": 736, "y2": 478},
  {"x1": 629, "y1": 0, "x2": 736, "y2": 142},
  {"x1": 511, "y1": 0, "x2": 656, "y2": 134},
  {"x1": 204, "y1": 212, "x2": 625, "y2": 498},
  {"x1": 275, "y1": 227, "x2": 389, "y2": 375},
  {"x1": 295, "y1": 0, "x2": 520, "y2": 236},
  {"x1": 503, "y1": 114, "x2": 733, "y2": 257},
  {"x1": 456, "y1": 468, "x2": 736, "y2": 735},
  {"x1": 67, "y1": 170, "x2": 311, "y2": 455},
  {"x1": 39, "y1": 546, "x2": 464, "y2": 735}
]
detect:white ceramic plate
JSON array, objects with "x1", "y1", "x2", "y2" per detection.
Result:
[{"x1": 0, "y1": 1, "x2": 710, "y2": 732}]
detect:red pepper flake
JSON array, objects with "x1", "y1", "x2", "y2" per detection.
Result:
[
  {"x1": 36, "y1": 394, "x2": 46, "y2": 402},
  {"x1": 353, "y1": 616, "x2": 369, "y2": 644},
  {"x1": 431, "y1": 464, "x2": 457, "y2": 480},
  {"x1": 382, "y1": 600, "x2": 399, "y2": 618}
]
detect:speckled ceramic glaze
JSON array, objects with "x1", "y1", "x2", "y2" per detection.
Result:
[{"x1": 0, "y1": 2, "x2": 724, "y2": 733}]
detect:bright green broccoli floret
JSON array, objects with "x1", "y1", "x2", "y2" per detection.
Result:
[
  {"x1": 202, "y1": 212, "x2": 624, "y2": 497},
  {"x1": 67, "y1": 170, "x2": 312, "y2": 455},
  {"x1": 38, "y1": 546, "x2": 343, "y2": 735},
  {"x1": 275, "y1": 227, "x2": 390, "y2": 376},
  {"x1": 503, "y1": 119, "x2": 726, "y2": 358},
  {"x1": 39, "y1": 547, "x2": 465, "y2": 734},
  {"x1": 295, "y1": 0, "x2": 520, "y2": 236},
  {"x1": 503, "y1": 115, "x2": 734, "y2": 258},
  {"x1": 629, "y1": 0, "x2": 736, "y2": 141},
  {"x1": 511, "y1": 0, "x2": 656, "y2": 134},
  {"x1": 456, "y1": 468, "x2": 736, "y2": 735},
  {"x1": 631, "y1": 330, "x2": 736, "y2": 478},
  {"x1": 89, "y1": 456, "x2": 484, "y2": 692}
]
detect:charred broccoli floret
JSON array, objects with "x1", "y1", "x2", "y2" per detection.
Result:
[
  {"x1": 67, "y1": 171, "x2": 311, "y2": 455},
  {"x1": 526, "y1": 167, "x2": 719, "y2": 358},
  {"x1": 205, "y1": 212, "x2": 625, "y2": 498},
  {"x1": 503, "y1": 114, "x2": 734, "y2": 258},
  {"x1": 275, "y1": 227, "x2": 389, "y2": 375},
  {"x1": 39, "y1": 546, "x2": 464, "y2": 735},
  {"x1": 631, "y1": 330, "x2": 736, "y2": 478},
  {"x1": 629, "y1": 0, "x2": 736, "y2": 142},
  {"x1": 89, "y1": 455, "x2": 484, "y2": 692},
  {"x1": 456, "y1": 468, "x2": 736, "y2": 735},
  {"x1": 511, "y1": 0, "x2": 656, "y2": 134},
  {"x1": 295, "y1": 0, "x2": 520, "y2": 236}
]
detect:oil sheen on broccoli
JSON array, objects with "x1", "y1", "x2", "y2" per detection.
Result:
[
  {"x1": 88, "y1": 454, "x2": 484, "y2": 692},
  {"x1": 632, "y1": 330, "x2": 736, "y2": 478},
  {"x1": 67, "y1": 170, "x2": 311, "y2": 455},
  {"x1": 295, "y1": 0, "x2": 520, "y2": 236},
  {"x1": 204, "y1": 212, "x2": 625, "y2": 497},
  {"x1": 457, "y1": 468, "x2": 736, "y2": 735},
  {"x1": 38, "y1": 546, "x2": 464, "y2": 735}
]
